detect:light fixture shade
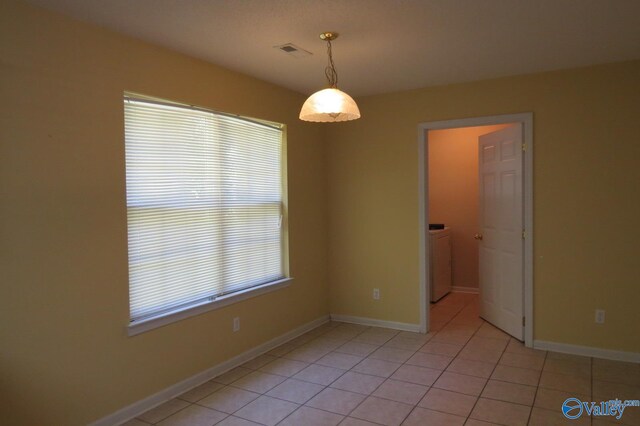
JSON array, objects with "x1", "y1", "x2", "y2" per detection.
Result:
[{"x1": 299, "y1": 88, "x2": 361, "y2": 122}]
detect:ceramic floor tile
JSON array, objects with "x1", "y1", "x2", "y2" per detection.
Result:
[
  {"x1": 475, "y1": 324, "x2": 511, "y2": 341},
  {"x1": 457, "y1": 346, "x2": 503, "y2": 364},
  {"x1": 481, "y1": 379, "x2": 536, "y2": 406},
  {"x1": 539, "y1": 371, "x2": 591, "y2": 395},
  {"x1": 316, "y1": 352, "x2": 363, "y2": 370},
  {"x1": 306, "y1": 387, "x2": 366, "y2": 415},
  {"x1": 546, "y1": 352, "x2": 591, "y2": 363},
  {"x1": 324, "y1": 328, "x2": 364, "y2": 341},
  {"x1": 505, "y1": 340, "x2": 546, "y2": 358},
  {"x1": 284, "y1": 346, "x2": 332, "y2": 363},
  {"x1": 543, "y1": 357, "x2": 591, "y2": 377},
  {"x1": 470, "y1": 397, "x2": 531, "y2": 426},
  {"x1": 528, "y1": 407, "x2": 591, "y2": 426},
  {"x1": 198, "y1": 386, "x2": 260, "y2": 414},
  {"x1": 354, "y1": 331, "x2": 396, "y2": 345},
  {"x1": 368, "y1": 346, "x2": 415, "y2": 363},
  {"x1": 429, "y1": 321, "x2": 446, "y2": 332},
  {"x1": 464, "y1": 419, "x2": 501, "y2": 426},
  {"x1": 339, "y1": 417, "x2": 380, "y2": 426},
  {"x1": 137, "y1": 399, "x2": 190, "y2": 424},
  {"x1": 418, "y1": 387, "x2": 477, "y2": 417},
  {"x1": 593, "y1": 380, "x2": 640, "y2": 400},
  {"x1": 402, "y1": 407, "x2": 466, "y2": 426},
  {"x1": 121, "y1": 419, "x2": 150, "y2": 426},
  {"x1": 267, "y1": 342, "x2": 297, "y2": 357},
  {"x1": 265, "y1": 378, "x2": 324, "y2": 404},
  {"x1": 419, "y1": 341, "x2": 464, "y2": 357},
  {"x1": 178, "y1": 381, "x2": 224, "y2": 403},
  {"x1": 259, "y1": 358, "x2": 308, "y2": 377},
  {"x1": 405, "y1": 352, "x2": 453, "y2": 370},
  {"x1": 441, "y1": 324, "x2": 480, "y2": 334},
  {"x1": 383, "y1": 336, "x2": 426, "y2": 351},
  {"x1": 279, "y1": 406, "x2": 344, "y2": 426},
  {"x1": 499, "y1": 352, "x2": 545, "y2": 371},
  {"x1": 157, "y1": 404, "x2": 227, "y2": 426},
  {"x1": 310, "y1": 337, "x2": 346, "y2": 351},
  {"x1": 330, "y1": 371, "x2": 386, "y2": 395},
  {"x1": 465, "y1": 336, "x2": 509, "y2": 353},
  {"x1": 592, "y1": 358, "x2": 640, "y2": 386},
  {"x1": 214, "y1": 367, "x2": 253, "y2": 385},
  {"x1": 432, "y1": 371, "x2": 487, "y2": 396},
  {"x1": 126, "y1": 305, "x2": 639, "y2": 426},
  {"x1": 431, "y1": 331, "x2": 473, "y2": 346},
  {"x1": 230, "y1": 371, "x2": 286, "y2": 394},
  {"x1": 293, "y1": 364, "x2": 346, "y2": 386},
  {"x1": 490, "y1": 364, "x2": 541, "y2": 386},
  {"x1": 242, "y1": 354, "x2": 278, "y2": 370},
  {"x1": 335, "y1": 341, "x2": 379, "y2": 357},
  {"x1": 234, "y1": 395, "x2": 298, "y2": 426},
  {"x1": 215, "y1": 416, "x2": 262, "y2": 426},
  {"x1": 390, "y1": 364, "x2": 442, "y2": 386},
  {"x1": 397, "y1": 331, "x2": 433, "y2": 343},
  {"x1": 446, "y1": 358, "x2": 496, "y2": 378},
  {"x1": 352, "y1": 358, "x2": 402, "y2": 378},
  {"x1": 371, "y1": 378, "x2": 428, "y2": 405},
  {"x1": 349, "y1": 396, "x2": 413, "y2": 426},
  {"x1": 533, "y1": 387, "x2": 590, "y2": 411}
]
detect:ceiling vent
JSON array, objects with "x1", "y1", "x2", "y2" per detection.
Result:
[{"x1": 274, "y1": 43, "x2": 312, "y2": 58}]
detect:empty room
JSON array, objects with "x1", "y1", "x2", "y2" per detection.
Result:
[{"x1": 1, "y1": 1, "x2": 639, "y2": 425}]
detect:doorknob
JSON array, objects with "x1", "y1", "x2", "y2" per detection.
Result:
[{"x1": 474, "y1": 233, "x2": 483, "y2": 240}]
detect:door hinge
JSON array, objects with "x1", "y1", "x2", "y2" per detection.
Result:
[
  {"x1": 522, "y1": 316, "x2": 526, "y2": 327},
  {"x1": 522, "y1": 230, "x2": 525, "y2": 239},
  {"x1": 522, "y1": 143, "x2": 526, "y2": 151}
]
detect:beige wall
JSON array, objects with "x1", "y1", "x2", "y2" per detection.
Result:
[
  {"x1": 327, "y1": 60, "x2": 640, "y2": 353},
  {"x1": 428, "y1": 125, "x2": 509, "y2": 289},
  {"x1": 3, "y1": 1, "x2": 640, "y2": 424},
  {"x1": 0, "y1": 2, "x2": 329, "y2": 425}
]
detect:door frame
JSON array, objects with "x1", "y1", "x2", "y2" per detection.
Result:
[{"x1": 417, "y1": 113, "x2": 533, "y2": 347}]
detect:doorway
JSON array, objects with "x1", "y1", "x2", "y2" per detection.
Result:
[{"x1": 417, "y1": 114, "x2": 533, "y2": 347}]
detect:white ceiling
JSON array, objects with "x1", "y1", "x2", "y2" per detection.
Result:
[{"x1": 27, "y1": 0, "x2": 640, "y2": 97}]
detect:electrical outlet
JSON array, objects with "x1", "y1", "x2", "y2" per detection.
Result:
[
  {"x1": 595, "y1": 309, "x2": 605, "y2": 324},
  {"x1": 233, "y1": 317, "x2": 240, "y2": 332},
  {"x1": 373, "y1": 288, "x2": 380, "y2": 300}
]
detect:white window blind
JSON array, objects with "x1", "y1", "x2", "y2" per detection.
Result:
[{"x1": 124, "y1": 97, "x2": 285, "y2": 324}]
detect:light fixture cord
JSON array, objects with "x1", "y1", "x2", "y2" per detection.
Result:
[{"x1": 324, "y1": 39, "x2": 338, "y2": 88}]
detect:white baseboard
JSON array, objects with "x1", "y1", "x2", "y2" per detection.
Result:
[
  {"x1": 533, "y1": 340, "x2": 640, "y2": 363},
  {"x1": 330, "y1": 314, "x2": 421, "y2": 333},
  {"x1": 451, "y1": 286, "x2": 479, "y2": 294},
  {"x1": 91, "y1": 315, "x2": 330, "y2": 426}
]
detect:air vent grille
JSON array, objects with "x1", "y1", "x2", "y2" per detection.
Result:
[{"x1": 274, "y1": 43, "x2": 312, "y2": 58}]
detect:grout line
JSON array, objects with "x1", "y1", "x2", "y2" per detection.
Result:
[
  {"x1": 399, "y1": 294, "x2": 481, "y2": 425},
  {"x1": 148, "y1": 295, "x2": 567, "y2": 426}
]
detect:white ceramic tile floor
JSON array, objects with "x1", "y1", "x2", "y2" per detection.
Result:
[{"x1": 130, "y1": 293, "x2": 640, "y2": 426}]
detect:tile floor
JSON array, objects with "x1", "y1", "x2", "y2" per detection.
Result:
[{"x1": 126, "y1": 293, "x2": 639, "y2": 426}]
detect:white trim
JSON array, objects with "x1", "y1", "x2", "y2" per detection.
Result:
[
  {"x1": 418, "y1": 125, "x2": 428, "y2": 333},
  {"x1": 534, "y1": 340, "x2": 640, "y2": 363},
  {"x1": 93, "y1": 314, "x2": 329, "y2": 426},
  {"x1": 330, "y1": 314, "x2": 422, "y2": 333},
  {"x1": 451, "y1": 286, "x2": 479, "y2": 294},
  {"x1": 128, "y1": 278, "x2": 293, "y2": 336},
  {"x1": 418, "y1": 113, "x2": 534, "y2": 347}
]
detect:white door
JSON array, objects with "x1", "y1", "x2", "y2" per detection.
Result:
[{"x1": 478, "y1": 124, "x2": 524, "y2": 340}]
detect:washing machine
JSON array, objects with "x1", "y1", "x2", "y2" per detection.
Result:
[{"x1": 429, "y1": 227, "x2": 452, "y2": 302}]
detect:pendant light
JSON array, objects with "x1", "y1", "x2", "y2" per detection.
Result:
[{"x1": 299, "y1": 32, "x2": 361, "y2": 122}]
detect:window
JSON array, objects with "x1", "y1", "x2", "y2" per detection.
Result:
[{"x1": 124, "y1": 95, "x2": 288, "y2": 333}]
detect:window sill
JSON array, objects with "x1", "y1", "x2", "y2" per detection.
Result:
[{"x1": 127, "y1": 278, "x2": 293, "y2": 336}]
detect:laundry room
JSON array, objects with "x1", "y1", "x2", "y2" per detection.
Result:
[{"x1": 427, "y1": 124, "x2": 513, "y2": 329}]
